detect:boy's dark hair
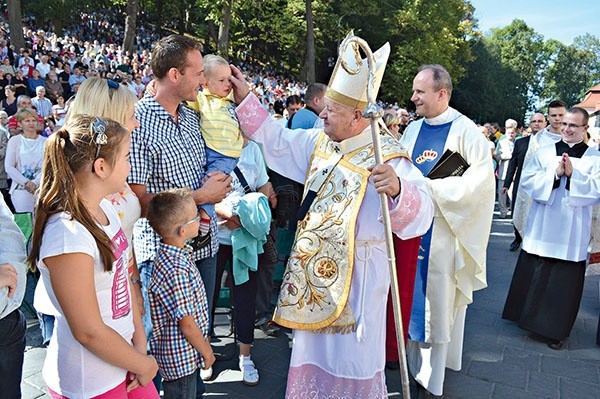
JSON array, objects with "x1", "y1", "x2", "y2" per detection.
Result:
[
  {"x1": 148, "y1": 188, "x2": 194, "y2": 237},
  {"x1": 548, "y1": 100, "x2": 567, "y2": 110}
]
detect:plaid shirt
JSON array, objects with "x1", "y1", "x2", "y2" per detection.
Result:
[
  {"x1": 148, "y1": 243, "x2": 210, "y2": 381},
  {"x1": 129, "y1": 95, "x2": 218, "y2": 263}
]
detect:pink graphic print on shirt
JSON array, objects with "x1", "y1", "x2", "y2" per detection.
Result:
[{"x1": 111, "y1": 228, "x2": 131, "y2": 319}]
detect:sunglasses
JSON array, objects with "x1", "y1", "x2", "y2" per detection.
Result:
[{"x1": 91, "y1": 117, "x2": 107, "y2": 173}]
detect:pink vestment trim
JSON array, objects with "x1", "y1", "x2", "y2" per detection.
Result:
[
  {"x1": 286, "y1": 363, "x2": 387, "y2": 399},
  {"x1": 386, "y1": 177, "x2": 422, "y2": 232},
  {"x1": 235, "y1": 93, "x2": 270, "y2": 136}
]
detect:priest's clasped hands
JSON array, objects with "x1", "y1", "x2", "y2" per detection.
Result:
[{"x1": 556, "y1": 153, "x2": 573, "y2": 178}]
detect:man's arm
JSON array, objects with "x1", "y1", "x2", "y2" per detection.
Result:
[{"x1": 130, "y1": 175, "x2": 231, "y2": 218}]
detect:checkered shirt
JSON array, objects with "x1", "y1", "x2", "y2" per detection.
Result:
[
  {"x1": 148, "y1": 243, "x2": 210, "y2": 381},
  {"x1": 129, "y1": 95, "x2": 218, "y2": 263}
]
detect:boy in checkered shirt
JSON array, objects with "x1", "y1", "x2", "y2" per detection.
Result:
[{"x1": 147, "y1": 189, "x2": 215, "y2": 398}]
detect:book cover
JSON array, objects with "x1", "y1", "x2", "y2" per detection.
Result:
[{"x1": 427, "y1": 149, "x2": 470, "y2": 179}]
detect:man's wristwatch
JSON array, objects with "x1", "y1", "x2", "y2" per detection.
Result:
[{"x1": 131, "y1": 278, "x2": 142, "y2": 285}]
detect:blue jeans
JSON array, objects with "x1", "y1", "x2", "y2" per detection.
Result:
[
  {"x1": 0, "y1": 309, "x2": 26, "y2": 398},
  {"x1": 196, "y1": 256, "x2": 217, "y2": 331},
  {"x1": 162, "y1": 368, "x2": 205, "y2": 399},
  {"x1": 38, "y1": 312, "x2": 55, "y2": 346}
]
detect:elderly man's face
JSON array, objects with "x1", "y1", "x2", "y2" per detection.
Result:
[
  {"x1": 19, "y1": 98, "x2": 32, "y2": 109},
  {"x1": 319, "y1": 97, "x2": 356, "y2": 142}
]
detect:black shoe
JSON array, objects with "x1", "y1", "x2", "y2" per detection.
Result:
[
  {"x1": 385, "y1": 361, "x2": 400, "y2": 370},
  {"x1": 509, "y1": 240, "x2": 521, "y2": 252},
  {"x1": 548, "y1": 340, "x2": 564, "y2": 350}
]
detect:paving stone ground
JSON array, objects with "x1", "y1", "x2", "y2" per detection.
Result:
[{"x1": 22, "y1": 210, "x2": 600, "y2": 398}]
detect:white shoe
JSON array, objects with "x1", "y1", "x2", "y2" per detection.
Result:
[
  {"x1": 239, "y1": 356, "x2": 259, "y2": 386},
  {"x1": 200, "y1": 366, "x2": 213, "y2": 381}
]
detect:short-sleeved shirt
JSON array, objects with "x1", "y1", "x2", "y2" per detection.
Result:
[
  {"x1": 129, "y1": 95, "x2": 218, "y2": 263},
  {"x1": 148, "y1": 243, "x2": 209, "y2": 381},
  {"x1": 37, "y1": 199, "x2": 134, "y2": 398}
]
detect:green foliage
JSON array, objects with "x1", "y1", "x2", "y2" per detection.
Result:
[
  {"x1": 542, "y1": 34, "x2": 600, "y2": 107},
  {"x1": 453, "y1": 38, "x2": 525, "y2": 123},
  {"x1": 380, "y1": 0, "x2": 477, "y2": 103}
]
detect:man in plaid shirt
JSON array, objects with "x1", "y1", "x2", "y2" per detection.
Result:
[
  {"x1": 147, "y1": 189, "x2": 215, "y2": 398},
  {"x1": 129, "y1": 35, "x2": 232, "y2": 345}
]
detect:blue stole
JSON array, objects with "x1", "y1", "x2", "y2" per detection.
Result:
[{"x1": 409, "y1": 121, "x2": 453, "y2": 342}]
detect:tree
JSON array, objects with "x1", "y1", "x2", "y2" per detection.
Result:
[
  {"x1": 217, "y1": 0, "x2": 234, "y2": 56},
  {"x1": 304, "y1": 0, "x2": 316, "y2": 83},
  {"x1": 7, "y1": 0, "x2": 25, "y2": 51},
  {"x1": 485, "y1": 19, "x2": 547, "y2": 110},
  {"x1": 380, "y1": 0, "x2": 477, "y2": 104},
  {"x1": 453, "y1": 38, "x2": 525, "y2": 123},
  {"x1": 123, "y1": 0, "x2": 139, "y2": 53},
  {"x1": 542, "y1": 34, "x2": 600, "y2": 106}
]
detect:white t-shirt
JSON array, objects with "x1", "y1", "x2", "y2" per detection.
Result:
[
  {"x1": 38, "y1": 199, "x2": 134, "y2": 398},
  {"x1": 217, "y1": 141, "x2": 269, "y2": 245}
]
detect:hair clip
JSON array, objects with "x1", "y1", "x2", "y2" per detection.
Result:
[{"x1": 91, "y1": 117, "x2": 107, "y2": 173}]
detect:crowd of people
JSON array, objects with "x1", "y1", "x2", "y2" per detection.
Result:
[{"x1": 1, "y1": 13, "x2": 600, "y2": 399}]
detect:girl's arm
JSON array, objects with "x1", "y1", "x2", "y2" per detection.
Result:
[
  {"x1": 130, "y1": 278, "x2": 147, "y2": 355},
  {"x1": 46, "y1": 252, "x2": 158, "y2": 386}
]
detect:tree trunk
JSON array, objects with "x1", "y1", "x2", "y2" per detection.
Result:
[
  {"x1": 123, "y1": 0, "x2": 139, "y2": 54},
  {"x1": 305, "y1": 0, "x2": 316, "y2": 84},
  {"x1": 217, "y1": 0, "x2": 233, "y2": 58},
  {"x1": 7, "y1": 0, "x2": 25, "y2": 51}
]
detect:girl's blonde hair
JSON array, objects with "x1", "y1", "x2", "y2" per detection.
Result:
[
  {"x1": 66, "y1": 77, "x2": 137, "y2": 126},
  {"x1": 28, "y1": 115, "x2": 129, "y2": 272}
]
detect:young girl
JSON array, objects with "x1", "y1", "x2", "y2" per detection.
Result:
[{"x1": 28, "y1": 115, "x2": 159, "y2": 398}]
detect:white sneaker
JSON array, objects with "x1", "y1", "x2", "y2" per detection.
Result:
[
  {"x1": 239, "y1": 355, "x2": 259, "y2": 386},
  {"x1": 200, "y1": 366, "x2": 213, "y2": 381}
]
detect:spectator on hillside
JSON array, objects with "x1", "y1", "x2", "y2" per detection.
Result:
[
  {"x1": 35, "y1": 54, "x2": 52, "y2": 78},
  {"x1": 7, "y1": 95, "x2": 44, "y2": 136},
  {"x1": 287, "y1": 83, "x2": 326, "y2": 129},
  {"x1": 58, "y1": 63, "x2": 72, "y2": 98},
  {"x1": 2, "y1": 86, "x2": 18, "y2": 117},
  {"x1": 68, "y1": 66, "x2": 86, "y2": 92},
  {"x1": 44, "y1": 70, "x2": 63, "y2": 102},
  {"x1": 31, "y1": 87, "x2": 53, "y2": 118},
  {"x1": 27, "y1": 69, "x2": 45, "y2": 97}
]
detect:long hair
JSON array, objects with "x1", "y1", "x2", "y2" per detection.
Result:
[
  {"x1": 28, "y1": 115, "x2": 129, "y2": 272},
  {"x1": 66, "y1": 77, "x2": 136, "y2": 126}
]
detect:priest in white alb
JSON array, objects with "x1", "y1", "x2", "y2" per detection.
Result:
[
  {"x1": 399, "y1": 64, "x2": 495, "y2": 396},
  {"x1": 503, "y1": 107, "x2": 600, "y2": 350}
]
